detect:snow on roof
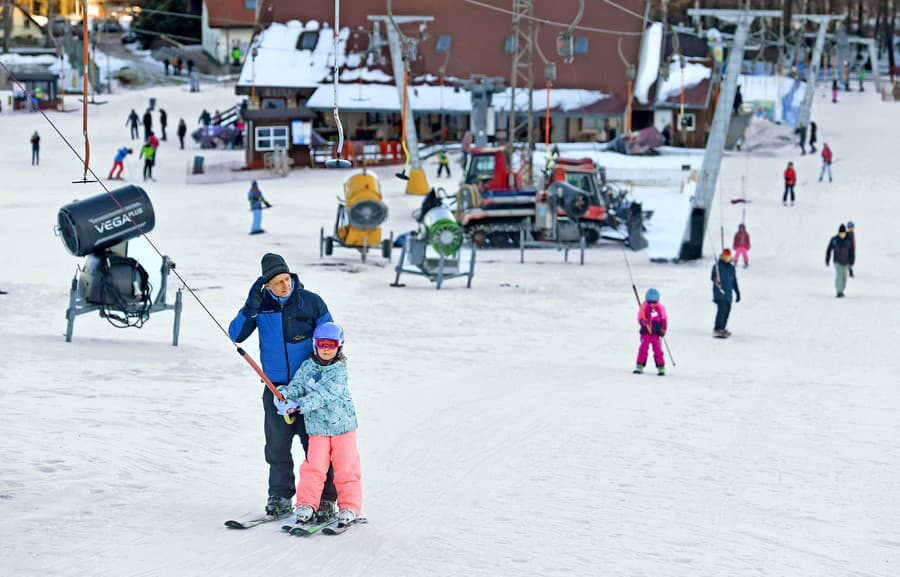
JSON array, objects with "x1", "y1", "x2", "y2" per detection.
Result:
[
  {"x1": 245, "y1": 20, "x2": 610, "y2": 114},
  {"x1": 654, "y1": 56, "x2": 711, "y2": 104},
  {"x1": 634, "y1": 22, "x2": 663, "y2": 105},
  {"x1": 305, "y1": 84, "x2": 609, "y2": 114},
  {"x1": 237, "y1": 20, "x2": 348, "y2": 89}
]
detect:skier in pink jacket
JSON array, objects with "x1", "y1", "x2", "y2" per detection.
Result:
[
  {"x1": 732, "y1": 223, "x2": 751, "y2": 268},
  {"x1": 634, "y1": 288, "x2": 667, "y2": 376}
]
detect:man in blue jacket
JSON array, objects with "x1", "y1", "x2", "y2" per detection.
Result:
[
  {"x1": 711, "y1": 249, "x2": 741, "y2": 338},
  {"x1": 229, "y1": 253, "x2": 337, "y2": 517}
]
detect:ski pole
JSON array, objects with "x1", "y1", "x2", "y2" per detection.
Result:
[
  {"x1": 661, "y1": 335, "x2": 676, "y2": 366},
  {"x1": 236, "y1": 347, "x2": 296, "y2": 424}
]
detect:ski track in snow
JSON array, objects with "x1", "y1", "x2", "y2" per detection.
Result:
[{"x1": 1, "y1": 83, "x2": 899, "y2": 576}]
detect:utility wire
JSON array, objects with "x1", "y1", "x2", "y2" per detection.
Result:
[{"x1": 459, "y1": 0, "x2": 644, "y2": 36}]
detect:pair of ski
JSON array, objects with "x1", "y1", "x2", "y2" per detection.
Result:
[
  {"x1": 224, "y1": 512, "x2": 366, "y2": 535},
  {"x1": 283, "y1": 516, "x2": 366, "y2": 536}
]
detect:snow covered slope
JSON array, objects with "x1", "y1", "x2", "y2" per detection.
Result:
[{"x1": 0, "y1": 82, "x2": 898, "y2": 577}]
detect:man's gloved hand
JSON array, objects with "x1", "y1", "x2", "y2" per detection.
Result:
[
  {"x1": 735, "y1": 292, "x2": 741, "y2": 303},
  {"x1": 245, "y1": 277, "x2": 267, "y2": 312}
]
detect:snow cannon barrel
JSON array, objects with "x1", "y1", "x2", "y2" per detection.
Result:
[
  {"x1": 343, "y1": 172, "x2": 388, "y2": 231},
  {"x1": 57, "y1": 186, "x2": 155, "y2": 257},
  {"x1": 546, "y1": 181, "x2": 590, "y2": 219},
  {"x1": 422, "y1": 206, "x2": 464, "y2": 256}
]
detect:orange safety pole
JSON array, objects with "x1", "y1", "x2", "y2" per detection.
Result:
[
  {"x1": 399, "y1": 68, "x2": 410, "y2": 171},
  {"x1": 81, "y1": 2, "x2": 90, "y2": 179},
  {"x1": 545, "y1": 81, "x2": 551, "y2": 151},
  {"x1": 626, "y1": 79, "x2": 633, "y2": 133}
]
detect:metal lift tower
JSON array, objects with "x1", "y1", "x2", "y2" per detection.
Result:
[{"x1": 680, "y1": 8, "x2": 781, "y2": 260}]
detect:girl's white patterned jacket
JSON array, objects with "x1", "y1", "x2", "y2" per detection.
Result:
[{"x1": 281, "y1": 357, "x2": 357, "y2": 436}]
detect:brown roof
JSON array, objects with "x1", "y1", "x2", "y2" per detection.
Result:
[
  {"x1": 205, "y1": 0, "x2": 255, "y2": 28},
  {"x1": 257, "y1": 0, "x2": 646, "y2": 113}
]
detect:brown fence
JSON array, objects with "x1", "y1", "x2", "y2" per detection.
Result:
[{"x1": 310, "y1": 141, "x2": 407, "y2": 167}]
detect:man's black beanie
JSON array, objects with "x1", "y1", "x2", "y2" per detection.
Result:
[{"x1": 261, "y1": 253, "x2": 290, "y2": 283}]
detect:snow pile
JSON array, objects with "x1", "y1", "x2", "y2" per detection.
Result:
[{"x1": 740, "y1": 114, "x2": 796, "y2": 152}]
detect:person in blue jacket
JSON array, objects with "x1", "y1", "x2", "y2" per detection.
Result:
[
  {"x1": 229, "y1": 253, "x2": 337, "y2": 518},
  {"x1": 711, "y1": 248, "x2": 741, "y2": 338},
  {"x1": 247, "y1": 180, "x2": 271, "y2": 235}
]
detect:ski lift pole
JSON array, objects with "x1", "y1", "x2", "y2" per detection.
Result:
[
  {"x1": 397, "y1": 68, "x2": 411, "y2": 179},
  {"x1": 235, "y1": 346, "x2": 296, "y2": 424},
  {"x1": 325, "y1": 0, "x2": 351, "y2": 168}
]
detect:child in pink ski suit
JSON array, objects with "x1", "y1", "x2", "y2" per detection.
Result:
[
  {"x1": 275, "y1": 322, "x2": 362, "y2": 526},
  {"x1": 732, "y1": 223, "x2": 751, "y2": 268},
  {"x1": 634, "y1": 288, "x2": 667, "y2": 376}
]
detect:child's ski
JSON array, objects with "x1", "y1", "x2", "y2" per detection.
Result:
[
  {"x1": 322, "y1": 517, "x2": 368, "y2": 535},
  {"x1": 282, "y1": 517, "x2": 339, "y2": 536},
  {"x1": 225, "y1": 511, "x2": 292, "y2": 529}
]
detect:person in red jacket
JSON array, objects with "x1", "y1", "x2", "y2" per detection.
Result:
[
  {"x1": 818, "y1": 143, "x2": 833, "y2": 183},
  {"x1": 783, "y1": 161, "x2": 796, "y2": 206},
  {"x1": 732, "y1": 223, "x2": 751, "y2": 268}
]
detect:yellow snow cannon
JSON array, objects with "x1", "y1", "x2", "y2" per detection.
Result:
[{"x1": 320, "y1": 170, "x2": 392, "y2": 262}]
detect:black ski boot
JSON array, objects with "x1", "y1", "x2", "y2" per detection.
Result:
[{"x1": 265, "y1": 496, "x2": 293, "y2": 516}]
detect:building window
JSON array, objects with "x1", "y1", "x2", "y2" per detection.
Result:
[
  {"x1": 435, "y1": 35, "x2": 452, "y2": 53},
  {"x1": 244, "y1": 0, "x2": 256, "y2": 9},
  {"x1": 503, "y1": 36, "x2": 516, "y2": 54},
  {"x1": 297, "y1": 31, "x2": 319, "y2": 51},
  {"x1": 261, "y1": 98, "x2": 285, "y2": 109},
  {"x1": 678, "y1": 113, "x2": 696, "y2": 132},
  {"x1": 574, "y1": 37, "x2": 589, "y2": 55},
  {"x1": 256, "y1": 126, "x2": 289, "y2": 150}
]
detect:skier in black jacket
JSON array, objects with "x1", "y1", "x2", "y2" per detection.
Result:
[
  {"x1": 711, "y1": 249, "x2": 741, "y2": 338},
  {"x1": 826, "y1": 224, "x2": 855, "y2": 298}
]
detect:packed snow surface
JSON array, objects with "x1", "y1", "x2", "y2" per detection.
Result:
[{"x1": 1, "y1": 81, "x2": 899, "y2": 577}]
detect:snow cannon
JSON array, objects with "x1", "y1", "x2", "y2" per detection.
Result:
[
  {"x1": 56, "y1": 187, "x2": 183, "y2": 345},
  {"x1": 57, "y1": 185, "x2": 155, "y2": 256},
  {"x1": 391, "y1": 188, "x2": 476, "y2": 290},
  {"x1": 320, "y1": 170, "x2": 392, "y2": 263},
  {"x1": 422, "y1": 206, "x2": 464, "y2": 257}
]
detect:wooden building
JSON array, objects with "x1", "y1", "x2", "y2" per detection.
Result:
[{"x1": 236, "y1": 0, "x2": 647, "y2": 169}]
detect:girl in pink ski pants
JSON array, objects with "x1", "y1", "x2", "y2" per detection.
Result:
[{"x1": 635, "y1": 292, "x2": 667, "y2": 373}]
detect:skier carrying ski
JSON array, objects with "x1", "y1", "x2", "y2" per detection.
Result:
[
  {"x1": 826, "y1": 224, "x2": 854, "y2": 298},
  {"x1": 732, "y1": 223, "x2": 751, "y2": 268},
  {"x1": 711, "y1": 249, "x2": 740, "y2": 338},
  {"x1": 633, "y1": 288, "x2": 667, "y2": 376},
  {"x1": 783, "y1": 161, "x2": 797, "y2": 206},
  {"x1": 108, "y1": 147, "x2": 132, "y2": 180},
  {"x1": 846, "y1": 221, "x2": 856, "y2": 277},
  {"x1": 248, "y1": 180, "x2": 271, "y2": 235},
  {"x1": 228, "y1": 253, "x2": 338, "y2": 518},
  {"x1": 276, "y1": 322, "x2": 362, "y2": 527},
  {"x1": 818, "y1": 143, "x2": 833, "y2": 183}
]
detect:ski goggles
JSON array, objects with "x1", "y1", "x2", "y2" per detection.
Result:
[{"x1": 315, "y1": 339, "x2": 340, "y2": 350}]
